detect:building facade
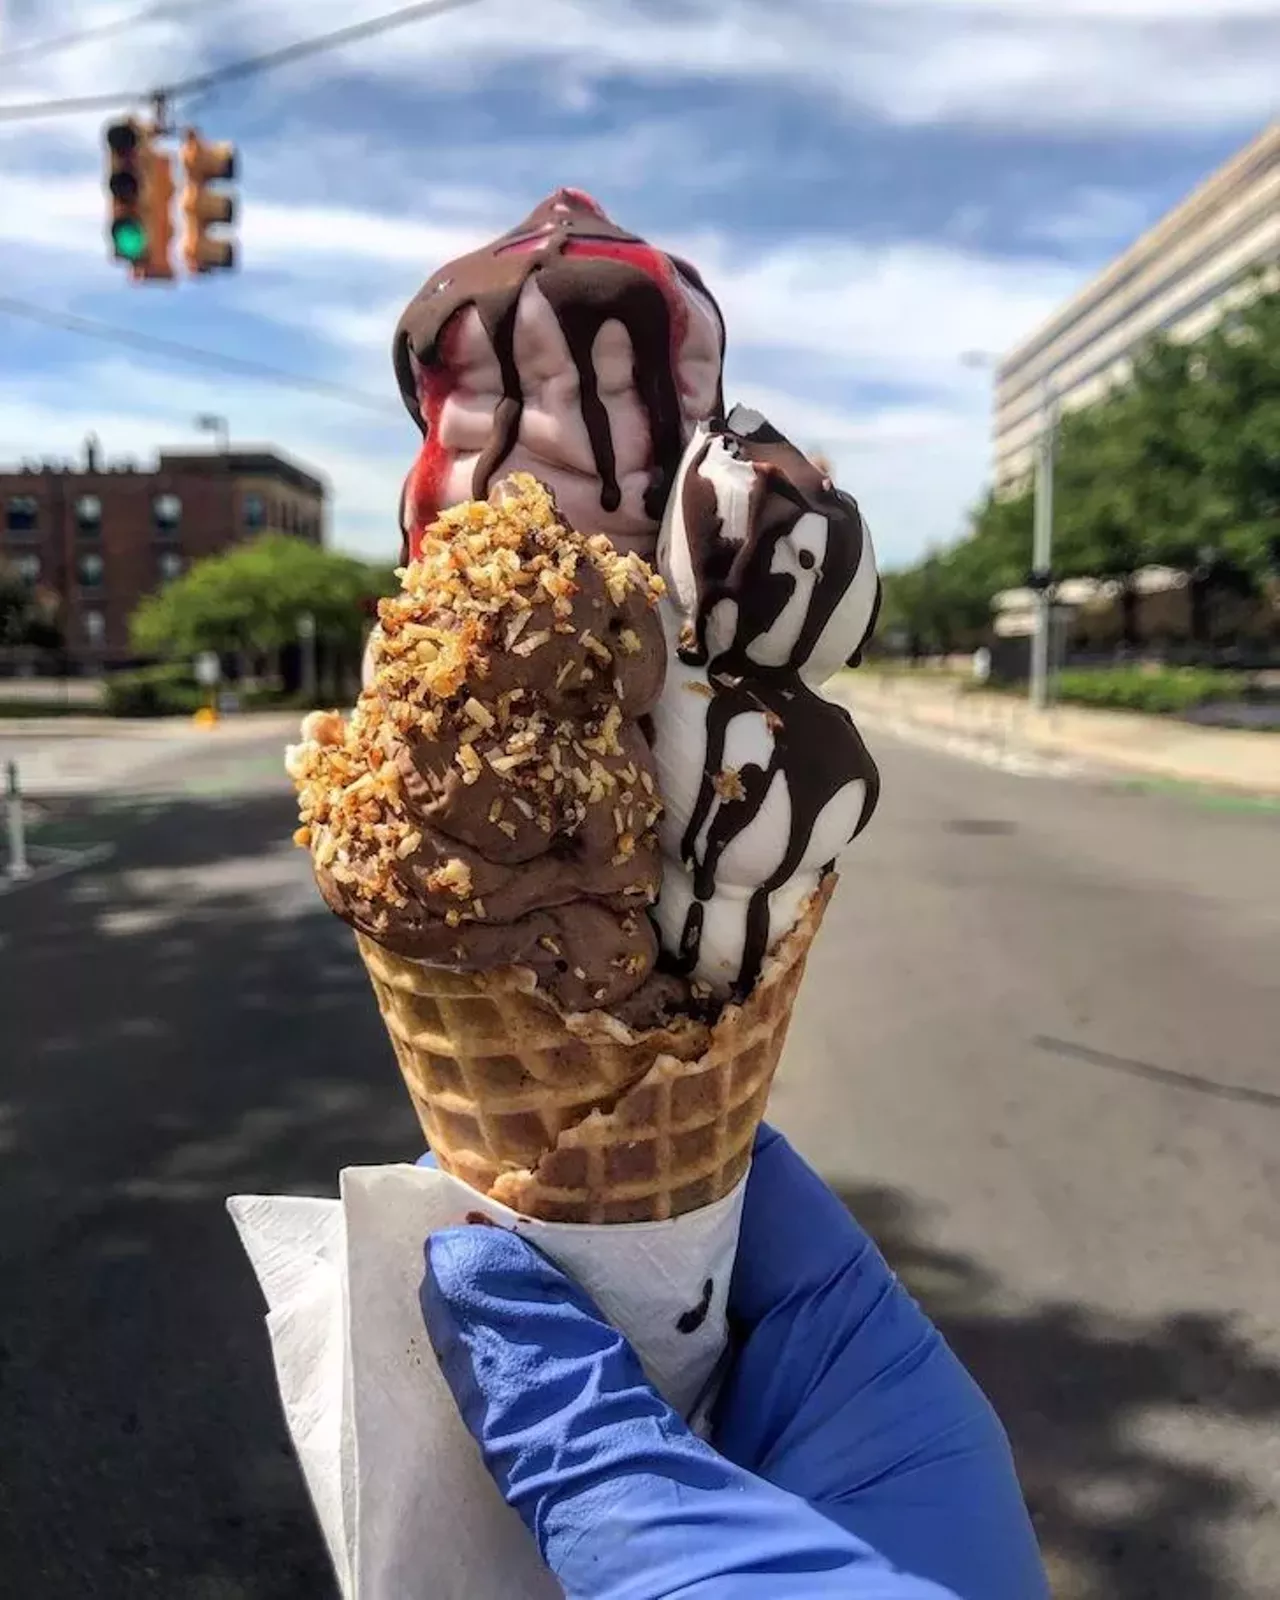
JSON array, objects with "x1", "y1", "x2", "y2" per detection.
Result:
[
  {"x1": 0, "y1": 439, "x2": 326, "y2": 672},
  {"x1": 994, "y1": 121, "x2": 1280, "y2": 489}
]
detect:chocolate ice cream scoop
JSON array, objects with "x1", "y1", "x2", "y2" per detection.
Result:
[{"x1": 289, "y1": 475, "x2": 685, "y2": 1020}]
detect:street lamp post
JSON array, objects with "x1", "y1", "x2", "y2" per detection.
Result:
[
  {"x1": 962, "y1": 352, "x2": 1059, "y2": 710},
  {"x1": 195, "y1": 413, "x2": 236, "y2": 559},
  {"x1": 1030, "y1": 379, "x2": 1058, "y2": 712},
  {"x1": 297, "y1": 610, "x2": 318, "y2": 705},
  {"x1": 195, "y1": 413, "x2": 229, "y2": 453}
]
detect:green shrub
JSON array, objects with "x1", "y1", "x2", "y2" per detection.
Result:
[
  {"x1": 0, "y1": 700, "x2": 105, "y2": 719},
  {"x1": 1054, "y1": 667, "x2": 1248, "y2": 715},
  {"x1": 103, "y1": 664, "x2": 206, "y2": 718}
]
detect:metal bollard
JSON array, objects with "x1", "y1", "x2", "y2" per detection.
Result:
[{"x1": 5, "y1": 760, "x2": 32, "y2": 880}]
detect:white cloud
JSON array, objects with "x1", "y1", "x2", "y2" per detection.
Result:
[
  {"x1": 3, "y1": 0, "x2": 1276, "y2": 131},
  {"x1": 2, "y1": 186, "x2": 1070, "y2": 564},
  {"x1": 727, "y1": 381, "x2": 993, "y2": 568},
  {"x1": 2, "y1": 1, "x2": 1265, "y2": 574}
]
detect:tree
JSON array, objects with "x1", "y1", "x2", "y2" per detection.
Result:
[
  {"x1": 1192, "y1": 281, "x2": 1280, "y2": 584},
  {"x1": 885, "y1": 279, "x2": 1280, "y2": 655},
  {"x1": 0, "y1": 563, "x2": 61, "y2": 651},
  {"x1": 130, "y1": 535, "x2": 393, "y2": 665}
]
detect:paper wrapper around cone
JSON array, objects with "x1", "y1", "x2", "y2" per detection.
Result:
[{"x1": 356, "y1": 875, "x2": 835, "y2": 1222}]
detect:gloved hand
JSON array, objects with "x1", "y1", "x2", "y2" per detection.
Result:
[{"x1": 419, "y1": 1126, "x2": 1049, "y2": 1600}]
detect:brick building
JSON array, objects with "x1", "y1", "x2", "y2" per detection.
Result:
[{"x1": 0, "y1": 437, "x2": 327, "y2": 672}]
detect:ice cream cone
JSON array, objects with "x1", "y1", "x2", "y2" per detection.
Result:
[{"x1": 357, "y1": 875, "x2": 834, "y2": 1222}]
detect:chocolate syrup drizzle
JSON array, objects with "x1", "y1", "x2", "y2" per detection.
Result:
[
  {"x1": 674, "y1": 410, "x2": 881, "y2": 997},
  {"x1": 393, "y1": 190, "x2": 725, "y2": 563}
]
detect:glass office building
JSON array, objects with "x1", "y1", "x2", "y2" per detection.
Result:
[{"x1": 993, "y1": 122, "x2": 1279, "y2": 490}]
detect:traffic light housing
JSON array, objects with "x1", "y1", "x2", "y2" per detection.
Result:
[
  {"x1": 103, "y1": 119, "x2": 174, "y2": 280},
  {"x1": 181, "y1": 129, "x2": 237, "y2": 273}
]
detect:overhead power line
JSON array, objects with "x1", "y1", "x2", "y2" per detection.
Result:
[
  {"x1": 0, "y1": 2, "x2": 212, "y2": 71},
  {"x1": 0, "y1": 0, "x2": 482, "y2": 121},
  {"x1": 0, "y1": 296, "x2": 403, "y2": 418}
]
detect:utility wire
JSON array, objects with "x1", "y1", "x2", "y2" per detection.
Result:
[
  {"x1": 0, "y1": 1, "x2": 212, "y2": 71},
  {"x1": 0, "y1": 0, "x2": 483, "y2": 121},
  {"x1": 0, "y1": 296, "x2": 403, "y2": 419}
]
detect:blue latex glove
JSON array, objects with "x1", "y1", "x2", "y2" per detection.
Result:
[{"x1": 419, "y1": 1127, "x2": 1048, "y2": 1599}]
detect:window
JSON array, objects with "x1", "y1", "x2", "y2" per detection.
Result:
[
  {"x1": 158, "y1": 550, "x2": 183, "y2": 583},
  {"x1": 76, "y1": 494, "x2": 102, "y2": 536},
  {"x1": 153, "y1": 493, "x2": 182, "y2": 535},
  {"x1": 78, "y1": 551, "x2": 104, "y2": 588},
  {"x1": 84, "y1": 610, "x2": 106, "y2": 646},
  {"x1": 5, "y1": 495, "x2": 38, "y2": 536},
  {"x1": 243, "y1": 492, "x2": 265, "y2": 531},
  {"x1": 13, "y1": 553, "x2": 41, "y2": 584}
]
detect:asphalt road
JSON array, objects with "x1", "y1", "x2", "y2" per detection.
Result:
[{"x1": 1, "y1": 725, "x2": 1278, "y2": 1598}]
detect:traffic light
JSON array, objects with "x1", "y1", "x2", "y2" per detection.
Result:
[
  {"x1": 181, "y1": 128, "x2": 238, "y2": 273},
  {"x1": 103, "y1": 119, "x2": 174, "y2": 280},
  {"x1": 138, "y1": 140, "x2": 175, "y2": 280}
]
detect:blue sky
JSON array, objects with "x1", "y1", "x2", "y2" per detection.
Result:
[{"x1": 1, "y1": 0, "x2": 1276, "y2": 570}]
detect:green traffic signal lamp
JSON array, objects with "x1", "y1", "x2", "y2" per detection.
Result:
[{"x1": 112, "y1": 217, "x2": 148, "y2": 262}]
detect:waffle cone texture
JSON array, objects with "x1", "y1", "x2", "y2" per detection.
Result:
[{"x1": 357, "y1": 876, "x2": 835, "y2": 1222}]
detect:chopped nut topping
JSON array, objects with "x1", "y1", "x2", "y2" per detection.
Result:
[
  {"x1": 713, "y1": 768, "x2": 746, "y2": 802},
  {"x1": 457, "y1": 743, "x2": 483, "y2": 783},
  {"x1": 427, "y1": 858, "x2": 473, "y2": 899},
  {"x1": 488, "y1": 750, "x2": 536, "y2": 774},
  {"x1": 463, "y1": 697, "x2": 495, "y2": 730},
  {"x1": 299, "y1": 709, "x2": 346, "y2": 747},
  {"x1": 511, "y1": 629, "x2": 551, "y2": 657},
  {"x1": 504, "y1": 608, "x2": 533, "y2": 649},
  {"x1": 285, "y1": 475, "x2": 665, "y2": 945}
]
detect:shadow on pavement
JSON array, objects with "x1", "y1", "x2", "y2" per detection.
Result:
[
  {"x1": 7, "y1": 788, "x2": 1280, "y2": 1598},
  {"x1": 832, "y1": 1182, "x2": 1280, "y2": 1600},
  {"x1": 0, "y1": 790, "x2": 411, "y2": 1599}
]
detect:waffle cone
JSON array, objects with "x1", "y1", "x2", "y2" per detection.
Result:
[{"x1": 357, "y1": 875, "x2": 834, "y2": 1222}]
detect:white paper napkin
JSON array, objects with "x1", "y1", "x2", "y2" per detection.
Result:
[{"x1": 228, "y1": 1163, "x2": 747, "y2": 1600}]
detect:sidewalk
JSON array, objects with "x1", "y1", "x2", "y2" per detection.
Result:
[
  {"x1": 840, "y1": 672, "x2": 1280, "y2": 797},
  {"x1": 0, "y1": 712, "x2": 303, "y2": 797}
]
